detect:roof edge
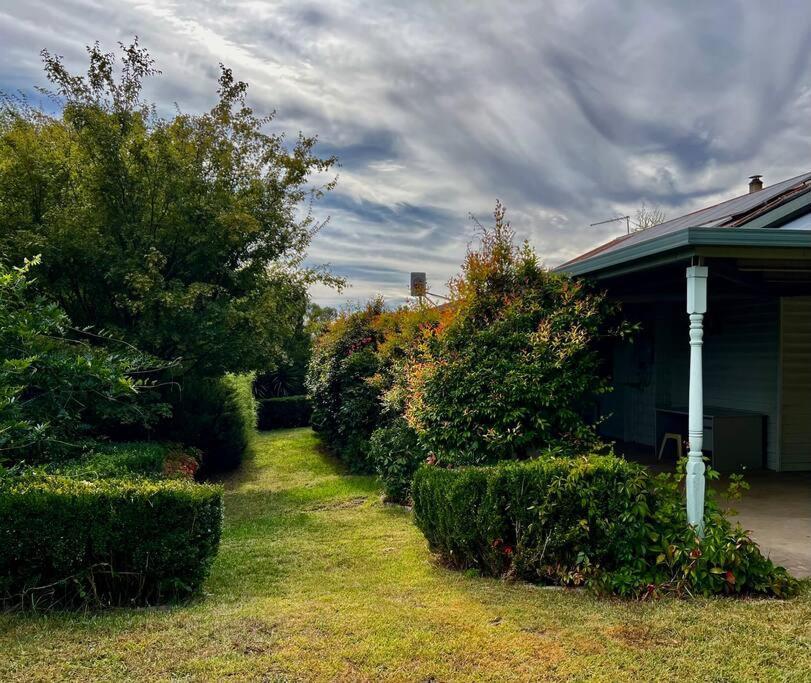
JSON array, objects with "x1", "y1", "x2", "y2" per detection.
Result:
[{"x1": 556, "y1": 227, "x2": 811, "y2": 278}]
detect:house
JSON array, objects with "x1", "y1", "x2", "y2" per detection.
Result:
[{"x1": 557, "y1": 172, "x2": 811, "y2": 530}]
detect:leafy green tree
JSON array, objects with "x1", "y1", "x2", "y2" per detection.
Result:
[
  {"x1": 0, "y1": 40, "x2": 339, "y2": 378},
  {"x1": 0, "y1": 257, "x2": 171, "y2": 464},
  {"x1": 254, "y1": 303, "x2": 336, "y2": 398},
  {"x1": 305, "y1": 303, "x2": 338, "y2": 339}
]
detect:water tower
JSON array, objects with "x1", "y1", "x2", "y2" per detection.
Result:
[{"x1": 409, "y1": 272, "x2": 448, "y2": 306}]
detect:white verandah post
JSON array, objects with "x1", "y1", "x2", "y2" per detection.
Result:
[{"x1": 685, "y1": 264, "x2": 708, "y2": 534}]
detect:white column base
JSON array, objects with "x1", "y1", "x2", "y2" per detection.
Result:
[{"x1": 685, "y1": 449, "x2": 705, "y2": 534}]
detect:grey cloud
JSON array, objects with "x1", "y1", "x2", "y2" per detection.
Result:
[
  {"x1": 318, "y1": 129, "x2": 401, "y2": 169},
  {"x1": 2, "y1": 0, "x2": 811, "y2": 304}
]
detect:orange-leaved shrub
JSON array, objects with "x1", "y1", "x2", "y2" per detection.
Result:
[
  {"x1": 307, "y1": 299, "x2": 438, "y2": 491},
  {"x1": 403, "y1": 202, "x2": 630, "y2": 467}
]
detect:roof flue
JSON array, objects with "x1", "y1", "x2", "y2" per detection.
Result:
[{"x1": 749, "y1": 174, "x2": 764, "y2": 193}]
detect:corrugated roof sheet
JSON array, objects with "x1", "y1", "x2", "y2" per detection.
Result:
[{"x1": 561, "y1": 170, "x2": 811, "y2": 268}]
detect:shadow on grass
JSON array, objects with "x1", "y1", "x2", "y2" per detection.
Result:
[
  {"x1": 220, "y1": 430, "x2": 380, "y2": 518},
  {"x1": 205, "y1": 428, "x2": 384, "y2": 601}
]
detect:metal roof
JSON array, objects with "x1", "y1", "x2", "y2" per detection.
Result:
[
  {"x1": 559, "y1": 170, "x2": 811, "y2": 273},
  {"x1": 779, "y1": 213, "x2": 811, "y2": 230}
]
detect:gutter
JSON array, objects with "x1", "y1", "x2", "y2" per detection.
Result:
[{"x1": 557, "y1": 227, "x2": 811, "y2": 279}]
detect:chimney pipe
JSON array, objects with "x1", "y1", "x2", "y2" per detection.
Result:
[{"x1": 749, "y1": 175, "x2": 763, "y2": 193}]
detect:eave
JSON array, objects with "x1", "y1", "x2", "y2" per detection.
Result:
[{"x1": 557, "y1": 227, "x2": 811, "y2": 280}]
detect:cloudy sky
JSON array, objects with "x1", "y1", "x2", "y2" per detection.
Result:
[{"x1": 2, "y1": 1, "x2": 811, "y2": 307}]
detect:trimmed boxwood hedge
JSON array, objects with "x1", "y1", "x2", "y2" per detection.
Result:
[
  {"x1": 0, "y1": 471, "x2": 223, "y2": 609},
  {"x1": 258, "y1": 395, "x2": 312, "y2": 430},
  {"x1": 52, "y1": 442, "x2": 201, "y2": 481},
  {"x1": 412, "y1": 455, "x2": 644, "y2": 581},
  {"x1": 412, "y1": 455, "x2": 798, "y2": 597},
  {"x1": 53, "y1": 442, "x2": 171, "y2": 479},
  {"x1": 167, "y1": 373, "x2": 257, "y2": 476}
]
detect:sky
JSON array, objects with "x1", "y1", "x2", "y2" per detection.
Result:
[{"x1": 2, "y1": 1, "x2": 811, "y2": 308}]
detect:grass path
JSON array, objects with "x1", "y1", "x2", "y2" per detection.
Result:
[{"x1": 1, "y1": 428, "x2": 810, "y2": 681}]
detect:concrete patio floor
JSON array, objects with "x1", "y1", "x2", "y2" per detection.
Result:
[
  {"x1": 616, "y1": 443, "x2": 811, "y2": 578},
  {"x1": 727, "y1": 472, "x2": 811, "y2": 578}
]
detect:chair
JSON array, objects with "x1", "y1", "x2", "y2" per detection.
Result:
[{"x1": 658, "y1": 432, "x2": 683, "y2": 461}]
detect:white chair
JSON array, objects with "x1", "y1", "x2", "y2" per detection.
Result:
[{"x1": 658, "y1": 432, "x2": 683, "y2": 461}]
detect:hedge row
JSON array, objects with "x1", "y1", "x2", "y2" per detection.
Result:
[
  {"x1": 413, "y1": 455, "x2": 644, "y2": 580},
  {"x1": 53, "y1": 442, "x2": 171, "y2": 479},
  {"x1": 258, "y1": 395, "x2": 312, "y2": 430},
  {"x1": 167, "y1": 373, "x2": 257, "y2": 476},
  {"x1": 0, "y1": 471, "x2": 222, "y2": 609},
  {"x1": 412, "y1": 456, "x2": 798, "y2": 597},
  {"x1": 52, "y1": 442, "x2": 200, "y2": 481},
  {"x1": 306, "y1": 301, "x2": 441, "y2": 481},
  {"x1": 368, "y1": 418, "x2": 426, "y2": 503}
]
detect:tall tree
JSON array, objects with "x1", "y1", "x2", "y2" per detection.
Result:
[
  {"x1": 633, "y1": 201, "x2": 667, "y2": 231},
  {"x1": 0, "y1": 40, "x2": 340, "y2": 377}
]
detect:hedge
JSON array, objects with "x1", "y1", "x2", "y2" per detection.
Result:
[
  {"x1": 222, "y1": 372, "x2": 259, "y2": 433},
  {"x1": 0, "y1": 472, "x2": 222, "y2": 609},
  {"x1": 307, "y1": 300, "x2": 385, "y2": 472},
  {"x1": 412, "y1": 455, "x2": 644, "y2": 581},
  {"x1": 258, "y1": 395, "x2": 312, "y2": 430},
  {"x1": 53, "y1": 442, "x2": 171, "y2": 479},
  {"x1": 53, "y1": 442, "x2": 200, "y2": 481},
  {"x1": 368, "y1": 418, "x2": 426, "y2": 504},
  {"x1": 412, "y1": 456, "x2": 798, "y2": 597},
  {"x1": 168, "y1": 373, "x2": 257, "y2": 475}
]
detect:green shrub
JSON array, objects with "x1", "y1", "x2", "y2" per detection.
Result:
[
  {"x1": 307, "y1": 300, "x2": 385, "y2": 472},
  {"x1": 413, "y1": 454, "x2": 644, "y2": 579},
  {"x1": 54, "y1": 443, "x2": 169, "y2": 479},
  {"x1": 53, "y1": 442, "x2": 199, "y2": 480},
  {"x1": 595, "y1": 469, "x2": 799, "y2": 598},
  {"x1": 222, "y1": 372, "x2": 258, "y2": 433},
  {"x1": 0, "y1": 472, "x2": 222, "y2": 609},
  {"x1": 0, "y1": 258, "x2": 171, "y2": 466},
  {"x1": 167, "y1": 373, "x2": 256, "y2": 475},
  {"x1": 307, "y1": 299, "x2": 439, "y2": 473},
  {"x1": 258, "y1": 395, "x2": 312, "y2": 430},
  {"x1": 369, "y1": 418, "x2": 426, "y2": 504},
  {"x1": 404, "y1": 204, "x2": 628, "y2": 466},
  {"x1": 412, "y1": 456, "x2": 798, "y2": 598}
]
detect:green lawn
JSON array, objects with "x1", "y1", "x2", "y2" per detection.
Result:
[{"x1": 1, "y1": 429, "x2": 809, "y2": 682}]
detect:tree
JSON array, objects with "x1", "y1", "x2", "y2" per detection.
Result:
[
  {"x1": 254, "y1": 302, "x2": 337, "y2": 398},
  {"x1": 305, "y1": 303, "x2": 338, "y2": 340},
  {"x1": 0, "y1": 257, "x2": 171, "y2": 464},
  {"x1": 0, "y1": 40, "x2": 340, "y2": 378},
  {"x1": 633, "y1": 202, "x2": 667, "y2": 231}
]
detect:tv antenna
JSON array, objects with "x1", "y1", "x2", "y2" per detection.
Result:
[
  {"x1": 410, "y1": 272, "x2": 450, "y2": 307},
  {"x1": 590, "y1": 215, "x2": 631, "y2": 234}
]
